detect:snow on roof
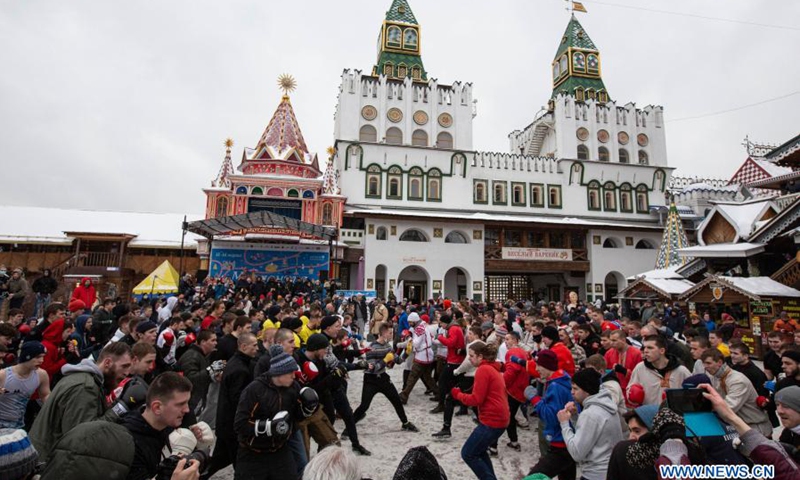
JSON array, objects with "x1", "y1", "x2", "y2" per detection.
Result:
[
  {"x1": 0, "y1": 206, "x2": 204, "y2": 248},
  {"x1": 721, "y1": 276, "x2": 800, "y2": 298},
  {"x1": 715, "y1": 201, "x2": 775, "y2": 239},
  {"x1": 345, "y1": 207, "x2": 663, "y2": 230},
  {"x1": 680, "y1": 182, "x2": 739, "y2": 193},
  {"x1": 753, "y1": 158, "x2": 792, "y2": 178},
  {"x1": 627, "y1": 266, "x2": 684, "y2": 281},
  {"x1": 646, "y1": 278, "x2": 696, "y2": 295},
  {"x1": 678, "y1": 242, "x2": 765, "y2": 258}
]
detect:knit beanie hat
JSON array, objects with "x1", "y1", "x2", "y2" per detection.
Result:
[
  {"x1": 480, "y1": 321, "x2": 494, "y2": 331},
  {"x1": 18, "y1": 341, "x2": 46, "y2": 363},
  {"x1": 775, "y1": 386, "x2": 800, "y2": 412},
  {"x1": 136, "y1": 321, "x2": 158, "y2": 334},
  {"x1": 682, "y1": 373, "x2": 712, "y2": 388},
  {"x1": 541, "y1": 326, "x2": 559, "y2": 342},
  {"x1": 781, "y1": 350, "x2": 800, "y2": 363},
  {"x1": 495, "y1": 325, "x2": 508, "y2": 340},
  {"x1": 633, "y1": 404, "x2": 659, "y2": 430},
  {"x1": 572, "y1": 368, "x2": 601, "y2": 396},
  {"x1": 0, "y1": 428, "x2": 38, "y2": 480},
  {"x1": 320, "y1": 315, "x2": 340, "y2": 331},
  {"x1": 407, "y1": 312, "x2": 421, "y2": 324},
  {"x1": 281, "y1": 317, "x2": 302, "y2": 332},
  {"x1": 537, "y1": 349, "x2": 559, "y2": 372},
  {"x1": 267, "y1": 305, "x2": 282, "y2": 319},
  {"x1": 267, "y1": 344, "x2": 298, "y2": 377},
  {"x1": 67, "y1": 298, "x2": 86, "y2": 313},
  {"x1": 306, "y1": 333, "x2": 330, "y2": 352},
  {"x1": 392, "y1": 446, "x2": 447, "y2": 480},
  {"x1": 442, "y1": 299, "x2": 452, "y2": 310}
]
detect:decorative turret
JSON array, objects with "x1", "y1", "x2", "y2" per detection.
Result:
[
  {"x1": 655, "y1": 202, "x2": 692, "y2": 269},
  {"x1": 322, "y1": 147, "x2": 341, "y2": 195},
  {"x1": 372, "y1": 0, "x2": 427, "y2": 81},
  {"x1": 551, "y1": 15, "x2": 610, "y2": 102},
  {"x1": 212, "y1": 138, "x2": 236, "y2": 188}
]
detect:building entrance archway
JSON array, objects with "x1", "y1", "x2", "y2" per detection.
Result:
[
  {"x1": 375, "y1": 264, "x2": 387, "y2": 299},
  {"x1": 444, "y1": 267, "x2": 469, "y2": 301},
  {"x1": 604, "y1": 271, "x2": 625, "y2": 303},
  {"x1": 398, "y1": 265, "x2": 429, "y2": 305}
]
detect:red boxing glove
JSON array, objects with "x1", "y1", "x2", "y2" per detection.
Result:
[
  {"x1": 401, "y1": 329, "x2": 410, "y2": 338},
  {"x1": 162, "y1": 330, "x2": 175, "y2": 347},
  {"x1": 756, "y1": 396, "x2": 769, "y2": 409},
  {"x1": 530, "y1": 395, "x2": 542, "y2": 407},
  {"x1": 18, "y1": 324, "x2": 32, "y2": 336},
  {"x1": 450, "y1": 387, "x2": 462, "y2": 399},
  {"x1": 184, "y1": 333, "x2": 196, "y2": 346},
  {"x1": 341, "y1": 339, "x2": 351, "y2": 348},
  {"x1": 628, "y1": 383, "x2": 645, "y2": 406},
  {"x1": 3, "y1": 353, "x2": 15, "y2": 365},
  {"x1": 302, "y1": 361, "x2": 319, "y2": 382},
  {"x1": 358, "y1": 347, "x2": 371, "y2": 355}
]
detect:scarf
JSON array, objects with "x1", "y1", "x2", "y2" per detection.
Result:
[{"x1": 626, "y1": 408, "x2": 686, "y2": 470}]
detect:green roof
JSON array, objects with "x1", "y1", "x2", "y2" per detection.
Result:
[
  {"x1": 552, "y1": 75, "x2": 608, "y2": 99},
  {"x1": 386, "y1": 0, "x2": 418, "y2": 25},
  {"x1": 554, "y1": 14, "x2": 597, "y2": 60},
  {"x1": 374, "y1": 51, "x2": 427, "y2": 81}
]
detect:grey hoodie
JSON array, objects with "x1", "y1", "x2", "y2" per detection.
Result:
[{"x1": 560, "y1": 387, "x2": 624, "y2": 480}]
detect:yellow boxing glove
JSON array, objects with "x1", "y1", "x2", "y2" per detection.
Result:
[
  {"x1": 383, "y1": 352, "x2": 395, "y2": 364},
  {"x1": 405, "y1": 342, "x2": 413, "y2": 355}
]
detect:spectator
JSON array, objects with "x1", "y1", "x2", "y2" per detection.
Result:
[
  {"x1": 32, "y1": 269, "x2": 58, "y2": 317},
  {"x1": 604, "y1": 329, "x2": 642, "y2": 394},
  {"x1": 70, "y1": 277, "x2": 96, "y2": 312},
  {"x1": 627, "y1": 335, "x2": 690, "y2": 406},
  {"x1": 764, "y1": 331, "x2": 786, "y2": 380},
  {"x1": 7, "y1": 268, "x2": 30, "y2": 310},
  {"x1": 689, "y1": 336, "x2": 710, "y2": 374},
  {"x1": 177, "y1": 329, "x2": 218, "y2": 417},
  {"x1": 606, "y1": 405, "x2": 659, "y2": 480}
]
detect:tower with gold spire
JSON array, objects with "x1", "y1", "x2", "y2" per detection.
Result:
[{"x1": 373, "y1": 0, "x2": 427, "y2": 81}]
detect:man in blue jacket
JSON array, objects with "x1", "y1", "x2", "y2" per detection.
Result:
[{"x1": 525, "y1": 349, "x2": 576, "y2": 480}]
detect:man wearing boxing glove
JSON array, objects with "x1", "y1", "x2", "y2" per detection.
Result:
[
  {"x1": 234, "y1": 345, "x2": 317, "y2": 479},
  {"x1": 158, "y1": 317, "x2": 186, "y2": 367},
  {"x1": 30, "y1": 342, "x2": 132, "y2": 462},
  {"x1": 177, "y1": 330, "x2": 217, "y2": 418},
  {"x1": 353, "y1": 323, "x2": 418, "y2": 432}
]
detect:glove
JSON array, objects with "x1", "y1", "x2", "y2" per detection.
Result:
[
  {"x1": 383, "y1": 352, "x2": 395, "y2": 365},
  {"x1": 300, "y1": 361, "x2": 319, "y2": 382},
  {"x1": 341, "y1": 339, "x2": 351, "y2": 349},
  {"x1": 627, "y1": 384, "x2": 645, "y2": 406},
  {"x1": 756, "y1": 395, "x2": 769, "y2": 409},
  {"x1": 176, "y1": 331, "x2": 188, "y2": 348},
  {"x1": 355, "y1": 359, "x2": 369, "y2": 370},
  {"x1": 299, "y1": 387, "x2": 319, "y2": 418},
  {"x1": 764, "y1": 380, "x2": 776, "y2": 393},
  {"x1": 524, "y1": 385, "x2": 538, "y2": 402},
  {"x1": 509, "y1": 355, "x2": 526, "y2": 367},
  {"x1": 111, "y1": 377, "x2": 148, "y2": 418},
  {"x1": 333, "y1": 364, "x2": 348, "y2": 378},
  {"x1": 614, "y1": 364, "x2": 627, "y2": 375},
  {"x1": 358, "y1": 347, "x2": 372, "y2": 355},
  {"x1": 450, "y1": 387, "x2": 462, "y2": 398},
  {"x1": 3, "y1": 353, "x2": 15, "y2": 365},
  {"x1": 401, "y1": 329, "x2": 410, "y2": 338},
  {"x1": 169, "y1": 428, "x2": 198, "y2": 456},
  {"x1": 191, "y1": 421, "x2": 215, "y2": 452},
  {"x1": 254, "y1": 411, "x2": 291, "y2": 441},
  {"x1": 162, "y1": 330, "x2": 175, "y2": 347},
  {"x1": 184, "y1": 332, "x2": 197, "y2": 346},
  {"x1": 18, "y1": 324, "x2": 32, "y2": 336}
]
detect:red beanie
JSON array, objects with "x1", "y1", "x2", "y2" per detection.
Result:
[
  {"x1": 628, "y1": 383, "x2": 645, "y2": 406},
  {"x1": 536, "y1": 349, "x2": 559, "y2": 372},
  {"x1": 443, "y1": 299, "x2": 452, "y2": 310},
  {"x1": 68, "y1": 299, "x2": 86, "y2": 313}
]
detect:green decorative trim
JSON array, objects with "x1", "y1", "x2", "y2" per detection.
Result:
[
  {"x1": 365, "y1": 163, "x2": 382, "y2": 198},
  {"x1": 492, "y1": 181, "x2": 507, "y2": 206},
  {"x1": 635, "y1": 184, "x2": 649, "y2": 213},
  {"x1": 652, "y1": 169, "x2": 667, "y2": 191},
  {"x1": 451, "y1": 153, "x2": 468, "y2": 178},
  {"x1": 427, "y1": 168, "x2": 442, "y2": 202},
  {"x1": 473, "y1": 179, "x2": 488, "y2": 204},
  {"x1": 619, "y1": 183, "x2": 634, "y2": 213},
  {"x1": 547, "y1": 184, "x2": 563, "y2": 209},
  {"x1": 603, "y1": 182, "x2": 617, "y2": 212},
  {"x1": 511, "y1": 182, "x2": 526, "y2": 206},
  {"x1": 569, "y1": 162, "x2": 585, "y2": 185},
  {"x1": 387, "y1": 166, "x2": 403, "y2": 199},
  {"x1": 587, "y1": 181, "x2": 601, "y2": 211},
  {"x1": 530, "y1": 183, "x2": 545, "y2": 207},
  {"x1": 345, "y1": 143, "x2": 364, "y2": 170},
  {"x1": 408, "y1": 167, "x2": 424, "y2": 201}
]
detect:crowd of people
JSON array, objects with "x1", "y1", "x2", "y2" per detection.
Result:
[{"x1": 0, "y1": 272, "x2": 799, "y2": 480}]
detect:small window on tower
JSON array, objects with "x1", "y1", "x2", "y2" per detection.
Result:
[
  {"x1": 598, "y1": 147, "x2": 610, "y2": 162},
  {"x1": 573, "y1": 52, "x2": 586, "y2": 72},
  {"x1": 411, "y1": 66, "x2": 422, "y2": 80},
  {"x1": 403, "y1": 29, "x2": 418, "y2": 50},
  {"x1": 638, "y1": 150, "x2": 649, "y2": 165},
  {"x1": 397, "y1": 64, "x2": 408, "y2": 78},
  {"x1": 619, "y1": 149, "x2": 629, "y2": 164},
  {"x1": 598, "y1": 91, "x2": 608, "y2": 103},
  {"x1": 387, "y1": 26, "x2": 402, "y2": 48},
  {"x1": 586, "y1": 89, "x2": 596, "y2": 100},
  {"x1": 383, "y1": 63, "x2": 394, "y2": 77},
  {"x1": 587, "y1": 54, "x2": 599, "y2": 74},
  {"x1": 575, "y1": 87, "x2": 585, "y2": 102},
  {"x1": 577, "y1": 145, "x2": 589, "y2": 160}
]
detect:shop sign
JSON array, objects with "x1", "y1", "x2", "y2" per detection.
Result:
[
  {"x1": 502, "y1": 247, "x2": 573, "y2": 262},
  {"x1": 711, "y1": 283, "x2": 724, "y2": 300}
]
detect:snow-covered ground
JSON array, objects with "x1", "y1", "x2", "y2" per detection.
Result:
[{"x1": 211, "y1": 365, "x2": 540, "y2": 479}]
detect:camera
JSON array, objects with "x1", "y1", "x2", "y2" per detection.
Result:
[
  {"x1": 666, "y1": 388, "x2": 712, "y2": 414},
  {"x1": 155, "y1": 451, "x2": 209, "y2": 480}
]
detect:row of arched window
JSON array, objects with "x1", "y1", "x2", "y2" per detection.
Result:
[
  {"x1": 574, "y1": 87, "x2": 608, "y2": 103},
  {"x1": 359, "y1": 125, "x2": 453, "y2": 149},
  {"x1": 602, "y1": 237, "x2": 656, "y2": 249},
  {"x1": 577, "y1": 145, "x2": 648, "y2": 164},
  {"x1": 386, "y1": 26, "x2": 418, "y2": 51},
  {"x1": 474, "y1": 181, "x2": 562, "y2": 209},
  {"x1": 383, "y1": 63, "x2": 423, "y2": 80},
  {"x1": 375, "y1": 227, "x2": 469, "y2": 244},
  {"x1": 366, "y1": 165, "x2": 442, "y2": 201},
  {"x1": 587, "y1": 182, "x2": 649, "y2": 213},
  {"x1": 233, "y1": 186, "x2": 316, "y2": 199}
]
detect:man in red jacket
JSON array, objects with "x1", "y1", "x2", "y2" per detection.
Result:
[
  {"x1": 502, "y1": 333, "x2": 531, "y2": 451},
  {"x1": 40, "y1": 319, "x2": 78, "y2": 385},
  {"x1": 433, "y1": 314, "x2": 466, "y2": 414},
  {"x1": 604, "y1": 329, "x2": 642, "y2": 395},
  {"x1": 541, "y1": 326, "x2": 576, "y2": 375}
]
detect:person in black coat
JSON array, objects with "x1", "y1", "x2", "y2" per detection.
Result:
[
  {"x1": 177, "y1": 330, "x2": 218, "y2": 417},
  {"x1": 205, "y1": 333, "x2": 258, "y2": 478}
]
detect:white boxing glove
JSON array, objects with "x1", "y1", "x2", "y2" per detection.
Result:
[
  {"x1": 191, "y1": 421, "x2": 215, "y2": 452},
  {"x1": 169, "y1": 428, "x2": 198, "y2": 456}
]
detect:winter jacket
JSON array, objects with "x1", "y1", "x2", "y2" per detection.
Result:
[
  {"x1": 30, "y1": 358, "x2": 118, "y2": 462},
  {"x1": 216, "y1": 351, "x2": 254, "y2": 441},
  {"x1": 628, "y1": 355, "x2": 690, "y2": 405},
  {"x1": 534, "y1": 370, "x2": 574, "y2": 447},
  {"x1": 732, "y1": 360, "x2": 769, "y2": 397},
  {"x1": 601, "y1": 372, "x2": 629, "y2": 434},
  {"x1": 550, "y1": 341, "x2": 576, "y2": 375},
  {"x1": 709, "y1": 365, "x2": 772, "y2": 437},
  {"x1": 39, "y1": 421, "x2": 135, "y2": 480},
  {"x1": 452, "y1": 361, "x2": 510, "y2": 429},
  {"x1": 70, "y1": 278, "x2": 96, "y2": 310},
  {"x1": 604, "y1": 346, "x2": 642, "y2": 392},
  {"x1": 234, "y1": 375, "x2": 304, "y2": 453},
  {"x1": 7, "y1": 276, "x2": 29, "y2": 300},
  {"x1": 41, "y1": 318, "x2": 77, "y2": 382},
  {"x1": 607, "y1": 440, "x2": 658, "y2": 480},
  {"x1": 504, "y1": 347, "x2": 530, "y2": 403},
  {"x1": 411, "y1": 322, "x2": 435, "y2": 364},
  {"x1": 32, "y1": 273, "x2": 58, "y2": 295},
  {"x1": 579, "y1": 333, "x2": 602, "y2": 357},
  {"x1": 177, "y1": 344, "x2": 212, "y2": 413},
  {"x1": 437, "y1": 324, "x2": 466, "y2": 365},
  {"x1": 560, "y1": 389, "x2": 624, "y2": 480},
  {"x1": 119, "y1": 408, "x2": 172, "y2": 480},
  {"x1": 69, "y1": 314, "x2": 99, "y2": 359},
  {"x1": 157, "y1": 296, "x2": 179, "y2": 324}
]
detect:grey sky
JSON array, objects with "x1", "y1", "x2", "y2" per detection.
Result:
[{"x1": 1, "y1": 0, "x2": 798, "y2": 215}]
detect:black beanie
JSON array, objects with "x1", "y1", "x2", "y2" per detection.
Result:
[
  {"x1": 572, "y1": 368, "x2": 601, "y2": 396},
  {"x1": 541, "y1": 325, "x2": 559, "y2": 342},
  {"x1": 320, "y1": 315, "x2": 340, "y2": 331},
  {"x1": 306, "y1": 333, "x2": 330, "y2": 352}
]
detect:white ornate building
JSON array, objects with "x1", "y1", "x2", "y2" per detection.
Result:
[{"x1": 332, "y1": 1, "x2": 672, "y2": 304}]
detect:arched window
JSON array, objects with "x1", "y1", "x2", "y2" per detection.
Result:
[
  {"x1": 603, "y1": 182, "x2": 616, "y2": 211},
  {"x1": 577, "y1": 145, "x2": 589, "y2": 160},
  {"x1": 619, "y1": 184, "x2": 633, "y2": 212},
  {"x1": 303, "y1": 190, "x2": 315, "y2": 199},
  {"x1": 251, "y1": 187, "x2": 263, "y2": 195},
  {"x1": 376, "y1": 226, "x2": 387, "y2": 240},
  {"x1": 512, "y1": 183, "x2": 525, "y2": 206},
  {"x1": 588, "y1": 181, "x2": 601, "y2": 210},
  {"x1": 236, "y1": 186, "x2": 247, "y2": 195},
  {"x1": 638, "y1": 150, "x2": 649, "y2": 165},
  {"x1": 575, "y1": 87, "x2": 585, "y2": 102},
  {"x1": 474, "y1": 181, "x2": 487, "y2": 203},
  {"x1": 548, "y1": 185, "x2": 562, "y2": 208},
  {"x1": 619, "y1": 149, "x2": 629, "y2": 164},
  {"x1": 598, "y1": 91, "x2": 608, "y2": 103},
  {"x1": 386, "y1": 127, "x2": 403, "y2": 145},
  {"x1": 445, "y1": 231, "x2": 469, "y2": 244},
  {"x1": 427, "y1": 169, "x2": 442, "y2": 201},
  {"x1": 403, "y1": 28, "x2": 418, "y2": 49},
  {"x1": 399, "y1": 229, "x2": 428, "y2": 242},
  {"x1": 387, "y1": 166, "x2": 402, "y2": 199},
  {"x1": 322, "y1": 203, "x2": 333, "y2": 225},
  {"x1": 386, "y1": 26, "x2": 402, "y2": 47},
  {"x1": 411, "y1": 65, "x2": 422, "y2": 80},
  {"x1": 636, "y1": 185, "x2": 649, "y2": 213},
  {"x1": 573, "y1": 52, "x2": 585, "y2": 72},
  {"x1": 531, "y1": 184, "x2": 544, "y2": 207},
  {"x1": 635, "y1": 239, "x2": 655, "y2": 250},
  {"x1": 383, "y1": 63, "x2": 394, "y2": 77},
  {"x1": 603, "y1": 238, "x2": 620, "y2": 248},
  {"x1": 366, "y1": 165, "x2": 382, "y2": 198},
  {"x1": 598, "y1": 147, "x2": 610, "y2": 162},
  {"x1": 360, "y1": 125, "x2": 377, "y2": 142},
  {"x1": 408, "y1": 167, "x2": 423, "y2": 200},
  {"x1": 397, "y1": 64, "x2": 408, "y2": 78},
  {"x1": 215, "y1": 196, "x2": 229, "y2": 218},
  {"x1": 587, "y1": 54, "x2": 599, "y2": 74},
  {"x1": 553, "y1": 61, "x2": 561, "y2": 81},
  {"x1": 412, "y1": 129, "x2": 428, "y2": 147},
  {"x1": 559, "y1": 55, "x2": 567, "y2": 75},
  {"x1": 493, "y1": 182, "x2": 507, "y2": 205},
  {"x1": 586, "y1": 89, "x2": 596, "y2": 100},
  {"x1": 267, "y1": 187, "x2": 283, "y2": 197},
  {"x1": 436, "y1": 132, "x2": 453, "y2": 149},
  {"x1": 287, "y1": 189, "x2": 299, "y2": 198}
]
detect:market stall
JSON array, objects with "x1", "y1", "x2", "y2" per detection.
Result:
[{"x1": 617, "y1": 269, "x2": 695, "y2": 319}]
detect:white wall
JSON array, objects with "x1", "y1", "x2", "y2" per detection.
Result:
[{"x1": 586, "y1": 228, "x2": 663, "y2": 298}]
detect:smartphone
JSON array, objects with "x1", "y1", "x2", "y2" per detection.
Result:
[{"x1": 666, "y1": 388, "x2": 712, "y2": 414}]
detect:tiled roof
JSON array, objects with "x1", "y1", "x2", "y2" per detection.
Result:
[
  {"x1": 552, "y1": 76, "x2": 609, "y2": 99},
  {"x1": 555, "y1": 15, "x2": 597, "y2": 60},
  {"x1": 386, "y1": 0, "x2": 418, "y2": 24},
  {"x1": 374, "y1": 51, "x2": 427, "y2": 80},
  {"x1": 253, "y1": 95, "x2": 309, "y2": 159}
]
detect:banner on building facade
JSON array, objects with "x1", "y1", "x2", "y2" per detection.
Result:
[
  {"x1": 209, "y1": 241, "x2": 329, "y2": 280},
  {"x1": 501, "y1": 247, "x2": 573, "y2": 261},
  {"x1": 337, "y1": 290, "x2": 378, "y2": 302}
]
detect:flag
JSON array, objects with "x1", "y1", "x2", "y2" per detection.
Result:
[
  {"x1": 394, "y1": 280, "x2": 404, "y2": 301},
  {"x1": 573, "y1": 1, "x2": 587, "y2": 13}
]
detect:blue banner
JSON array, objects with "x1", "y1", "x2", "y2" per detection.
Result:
[
  {"x1": 336, "y1": 290, "x2": 378, "y2": 302},
  {"x1": 210, "y1": 247, "x2": 329, "y2": 281}
]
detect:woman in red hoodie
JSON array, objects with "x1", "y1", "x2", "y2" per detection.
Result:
[
  {"x1": 452, "y1": 342, "x2": 510, "y2": 480},
  {"x1": 435, "y1": 314, "x2": 466, "y2": 413}
]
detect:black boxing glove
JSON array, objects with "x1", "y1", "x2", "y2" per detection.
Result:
[
  {"x1": 614, "y1": 364, "x2": 627, "y2": 375},
  {"x1": 254, "y1": 411, "x2": 291, "y2": 441},
  {"x1": 111, "y1": 377, "x2": 149, "y2": 418},
  {"x1": 299, "y1": 387, "x2": 319, "y2": 418}
]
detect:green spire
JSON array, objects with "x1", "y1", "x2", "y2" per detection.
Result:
[
  {"x1": 550, "y1": 15, "x2": 609, "y2": 101},
  {"x1": 373, "y1": 0, "x2": 427, "y2": 81},
  {"x1": 655, "y1": 203, "x2": 692, "y2": 269}
]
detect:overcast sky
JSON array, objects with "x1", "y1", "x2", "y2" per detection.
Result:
[{"x1": 1, "y1": 0, "x2": 798, "y2": 215}]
